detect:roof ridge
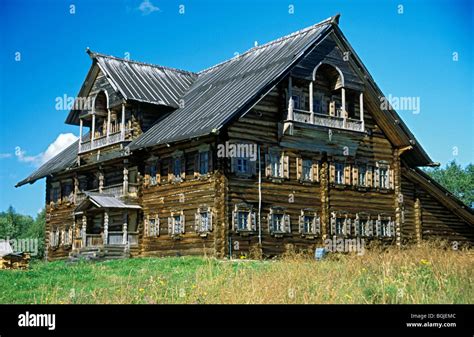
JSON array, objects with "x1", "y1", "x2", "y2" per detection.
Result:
[
  {"x1": 86, "y1": 49, "x2": 198, "y2": 76},
  {"x1": 197, "y1": 15, "x2": 336, "y2": 75}
]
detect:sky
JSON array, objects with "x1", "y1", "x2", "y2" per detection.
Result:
[{"x1": 0, "y1": 0, "x2": 472, "y2": 216}]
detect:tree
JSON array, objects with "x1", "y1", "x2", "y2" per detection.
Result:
[{"x1": 424, "y1": 161, "x2": 474, "y2": 207}]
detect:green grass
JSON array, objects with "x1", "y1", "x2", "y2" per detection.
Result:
[{"x1": 1, "y1": 245, "x2": 473, "y2": 304}]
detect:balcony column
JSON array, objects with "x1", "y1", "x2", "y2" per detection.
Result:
[
  {"x1": 106, "y1": 108, "x2": 111, "y2": 142},
  {"x1": 359, "y1": 92, "x2": 364, "y2": 130},
  {"x1": 103, "y1": 211, "x2": 109, "y2": 245},
  {"x1": 341, "y1": 87, "x2": 346, "y2": 128},
  {"x1": 122, "y1": 211, "x2": 128, "y2": 245},
  {"x1": 73, "y1": 175, "x2": 79, "y2": 204},
  {"x1": 121, "y1": 103, "x2": 125, "y2": 141},
  {"x1": 123, "y1": 165, "x2": 129, "y2": 197},
  {"x1": 91, "y1": 113, "x2": 96, "y2": 145},
  {"x1": 309, "y1": 81, "x2": 314, "y2": 124},
  {"x1": 287, "y1": 76, "x2": 293, "y2": 120},
  {"x1": 82, "y1": 214, "x2": 87, "y2": 247},
  {"x1": 98, "y1": 171, "x2": 104, "y2": 193},
  {"x1": 78, "y1": 119, "x2": 83, "y2": 152}
]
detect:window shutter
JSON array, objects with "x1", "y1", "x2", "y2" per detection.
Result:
[
  {"x1": 314, "y1": 215, "x2": 320, "y2": 235},
  {"x1": 329, "y1": 163, "x2": 335, "y2": 183},
  {"x1": 330, "y1": 213, "x2": 336, "y2": 235},
  {"x1": 354, "y1": 215, "x2": 360, "y2": 236},
  {"x1": 156, "y1": 217, "x2": 160, "y2": 236},
  {"x1": 168, "y1": 217, "x2": 173, "y2": 235},
  {"x1": 168, "y1": 158, "x2": 173, "y2": 181},
  {"x1": 312, "y1": 160, "x2": 319, "y2": 182},
  {"x1": 61, "y1": 229, "x2": 65, "y2": 246},
  {"x1": 389, "y1": 219, "x2": 394, "y2": 237},
  {"x1": 265, "y1": 153, "x2": 272, "y2": 177},
  {"x1": 267, "y1": 211, "x2": 272, "y2": 233},
  {"x1": 367, "y1": 166, "x2": 373, "y2": 187},
  {"x1": 298, "y1": 213, "x2": 304, "y2": 233},
  {"x1": 232, "y1": 210, "x2": 237, "y2": 231},
  {"x1": 144, "y1": 174, "x2": 150, "y2": 187},
  {"x1": 145, "y1": 215, "x2": 149, "y2": 237},
  {"x1": 195, "y1": 212, "x2": 200, "y2": 232},
  {"x1": 375, "y1": 216, "x2": 381, "y2": 237},
  {"x1": 181, "y1": 157, "x2": 186, "y2": 180},
  {"x1": 194, "y1": 153, "x2": 200, "y2": 177},
  {"x1": 389, "y1": 168, "x2": 394, "y2": 189},
  {"x1": 374, "y1": 168, "x2": 380, "y2": 188},
  {"x1": 209, "y1": 211, "x2": 213, "y2": 231},
  {"x1": 344, "y1": 164, "x2": 351, "y2": 185},
  {"x1": 352, "y1": 166, "x2": 359, "y2": 186},
  {"x1": 284, "y1": 214, "x2": 291, "y2": 233},
  {"x1": 181, "y1": 212, "x2": 186, "y2": 234},
  {"x1": 250, "y1": 159, "x2": 257, "y2": 176},
  {"x1": 283, "y1": 155, "x2": 289, "y2": 179},
  {"x1": 296, "y1": 157, "x2": 302, "y2": 180},
  {"x1": 250, "y1": 212, "x2": 256, "y2": 231}
]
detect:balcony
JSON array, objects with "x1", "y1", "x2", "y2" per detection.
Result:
[
  {"x1": 75, "y1": 182, "x2": 140, "y2": 204},
  {"x1": 79, "y1": 130, "x2": 129, "y2": 154},
  {"x1": 292, "y1": 109, "x2": 364, "y2": 133}
]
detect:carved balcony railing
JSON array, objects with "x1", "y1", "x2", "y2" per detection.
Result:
[
  {"x1": 291, "y1": 109, "x2": 364, "y2": 133},
  {"x1": 79, "y1": 130, "x2": 130, "y2": 154}
]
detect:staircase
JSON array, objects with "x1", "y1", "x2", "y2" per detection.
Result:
[{"x1": 69, "y1": 244, "x2": 130, "y2": 262}]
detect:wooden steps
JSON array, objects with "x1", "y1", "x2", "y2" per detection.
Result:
[{"x1": 68, "y1": 244, "x2": 130, "y2": 262}]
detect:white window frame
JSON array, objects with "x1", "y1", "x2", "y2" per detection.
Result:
[
  {"x1": 335, "y1": 162, "x2": 344, "y2": 185},
  {"x1": 168, "y1": 211, "x2": 185, "y2": 236},
  {"x1": 146, "y1": 215, "x2": 160, "y2": 237},
  {"x1": 299, "y1": 209, "x2": 320, "y2": 236},
  {"x1": 270, "y1": 152, "x2": 283, "y2": 178},
  {"x1": 195, "y1": 206, "x2": 212, "y2": 234},
  {"x1": 268, "y1": 207, "x2": 291, "y2": 234},
  {"x1": 232, "y1": 204, "x2": 256, "y2": 232}
]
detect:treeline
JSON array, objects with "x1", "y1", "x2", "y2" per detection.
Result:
[
  {"x1": 0, "y1": 206, "x2": 45, "y2": 258},
  {"x1": 423, "y1": 160, "x2": 473, "y2": 207}
]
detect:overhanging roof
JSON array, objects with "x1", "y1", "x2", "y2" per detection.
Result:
[{"x1": 75, "y1": 193, "x2": 141, "y2": 213}]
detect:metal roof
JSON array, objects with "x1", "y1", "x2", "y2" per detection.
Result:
[
  {"x1": 75, "y1": 193, "x2": 142, "y2": 213},
  {"x1": 92, "y1": 52, "x2": 198, "y2": 108},
  {"x1": 129, "y1": 18, "x2": 334, "y2": 150},
  {"x1": 15, "y1": 140, "x2": 79, "y2": 187}
]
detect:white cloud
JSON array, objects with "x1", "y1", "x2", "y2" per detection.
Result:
[
  {"x1": 15, "y1": 133, "x2": 78, "y2": 167},
  {"x1": 0, "y1": 153, "x2": 12, "y2": 159},
  {"x1": 138, "y1": 0, "x2": 160, "y2": 15}
]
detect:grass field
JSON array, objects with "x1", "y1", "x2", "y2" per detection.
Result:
[{"x1": 1, "y1": 244, "x2": 473, "y2": 304}]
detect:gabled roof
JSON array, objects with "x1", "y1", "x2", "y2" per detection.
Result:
[
  {"x1": 15, "y1": 140, "x2": 79, "y2": 187},
  {"x1": 90, "y1": 51, "x2": 198, "y2": 107},
  {"x1": 17, "y1": 14, "x2": 438, "y2": 188},
  {"x1": 129, "y1": 17, "x2": 334, "y2": 150},
  {"x1": 74, "y1": 192, "x2": 141, "y2": 214}
]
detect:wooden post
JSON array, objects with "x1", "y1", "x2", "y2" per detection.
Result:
[
  {"x1": 106, "y1": 108, "x2": 111, "y2": 141},
  {"x1": 91, "y1": 114, "x2": 96, "y2": 143},
  {"x1": 414, "y1": 197, "x2": 422, "y2": 247},
  {"x1": 103, "y1": 211, "x2": 109, "y2": 245},
  {"x1": 288, "y1": 76, "x2": 293, "y2": 120},
  {"x1": 78, "y1": 119, "x2": 83, "y2": 152},
  {"x1": 309, "y1": 81, "x2": 314, "y2": 124},
  {"x1": 122, "y1": 211, "x2": 128, "y2": 245},
  {"x1": 393, "y1": 148, "x2": 402, "y2": 248},
  {"x1": 98, "y1": 171, "x2": 104, "y2": 193},
  {"x1": 121, "y1": 103, "x2": 125, "y2": 140},
  {"x1": 123, "y1": 165, "x2": 129, "y2": 197},
  {"x1": 320, "y1": 158, "x2": 329, "y2": 240},
  {"x1": 82, "y1": 215, "x2": 87, "y2": 247},
  {"x1": 341, "y1": 87, "x2": 346, "y2": 127},
  {"x1": 359, "y1": 92, "x2": 364, "y2": 130},
  {"x1": 73, "y1": 175, "x2": 79, "y2": 204}
]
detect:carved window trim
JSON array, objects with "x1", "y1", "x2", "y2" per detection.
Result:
[
  {"x1": 268, "y1": 207, "x2": 291, "y2": 236},
  {"x1": 232, "y1": 203, "x2": 256, "y2": 233},
  {"x1": 145, "y1": 214, "x2": 160, "y2": 237},
  {"x1": 168, "y1": 210, "x2": 185, "y2": 237},
  {"x1": 195, "y1": 206, "x2": 213, "y2": 235},
  {"x1": 298, "y1": 209, "x2": 321, "y2": 237}
]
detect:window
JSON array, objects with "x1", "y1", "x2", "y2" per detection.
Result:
[
  {"x1": 173, "y1": 158, "x2": 182, "y2": 177},
  {"x1": 335, "y1": 217, "x2": 344, "y2": 235},
  {"x1": 195, "y1": 207, "x2": 212, "y2": 233},
  {"x1": 268, "y1": 208, "x2": 290, "y2": 234},
  {"x1": 302, "y1": 159, "x2": 312, "y2": 181},
  {"x1": 358, "y1": 166, "x2": 367, "y2": 186},
  {"x1": 150, "y1": 163, "x2": 158, "y2": 185},
  {"x1": 270, "y1": 153, "x2": 282, "y2": 177},
  {"x1": 381, "y1": 219, "x2": 390, "y2": 237},
  {"x1": 62, "y1": 182, "x2": 73, "y2": 202},
  {"x1": 335, "y1": 162, "x2": 344, "y2": 184},
  {"x1": 299, "y1": 210, "x2": 321, "y2": 236},
  {"x1": 237, "y1": 157, "x2": 250, "y2": 174},
  {"x1": 375, "y1": 215, "x2": 394, "y2": 237},
  {"x1": 313, "y1": 95, "x2": 322, "y2": 114},
  {"x1": 168, "y1": 212, "x2": 185, "y2": 236},
  {"x1": 51, "y1": 184, "x2": 60, "y2": 203},
  {"x1": 379, "y1": 168, "x2": 389, "y2": 189},
  {"x1": 232, "y1": 204, "x2": 256, "y2": 232},
  {"x1": 331, "y1": 212, "x2": 350, "y2": 236},
  {"x1": 146, "y1": 217, "x2": 159, "y2": 237},
  {"x1": 199, "y1": 152, "x2": 209, "y2": 175},
  {"x1": 291, "y1": 95, "x2": 301, "y2": 110},
  {"x1": 50, "y1": 228, "x2": 60, "y2": 248}
]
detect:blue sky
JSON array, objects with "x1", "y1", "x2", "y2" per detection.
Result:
[{"x1": 0, "y1": 0, "x2": 472, "y2": 216}]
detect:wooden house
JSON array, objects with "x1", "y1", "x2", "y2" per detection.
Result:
[{"x1": 16, "y1": 15, "x2": 474, "y2": 260}]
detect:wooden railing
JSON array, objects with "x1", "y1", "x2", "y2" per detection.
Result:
[
  {"x1": 85, "y1": 234, "x2": 103, "y2": 247},
  {"x1": 108, "y1": 232, "x2": 124, "y2": 245},
  {"x1": 102, "y1": 184, "x2": 123, "y2": 197},
  {"x1": 128, "y1": 232, "x2": 139, "y2": 246},
  {"x1": 79, "y1": 130, "x2": 129, "y2": 154},
  {"x1": 291, "y1": 109, "x2": 364, "y2": 132}
]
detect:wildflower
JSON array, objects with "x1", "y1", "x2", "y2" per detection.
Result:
[
  {"x1": 240, "y1": 255, "x2": 246, "y2": 259},
  {"x1": 420, "y1": 259, "x2": 430, "y2": 265},
  {"x1": 139, "y1": 288, "x2": 145, "y2": 292}
]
